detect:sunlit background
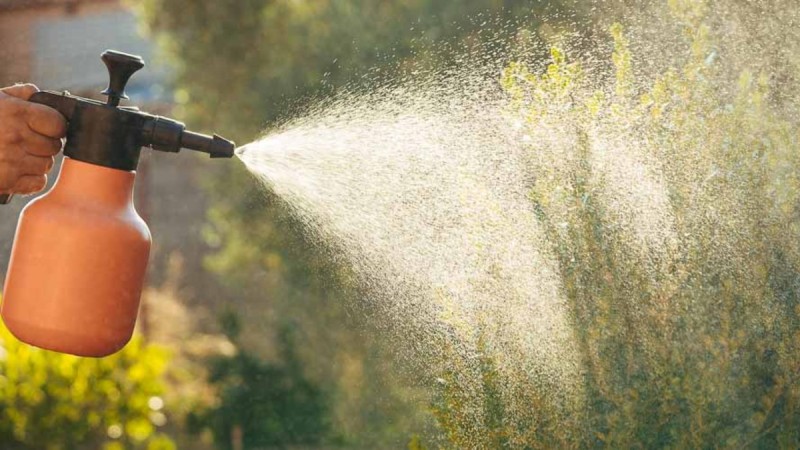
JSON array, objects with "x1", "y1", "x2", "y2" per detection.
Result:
[{"x1": 2, "y1": 0, "x2": 800, "y2": 449}]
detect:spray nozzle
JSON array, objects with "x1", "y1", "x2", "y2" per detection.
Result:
[
  {"x1": 25, "y1": 49, "x2": 236, "y2": 172},
  {"x1": 183, "y1": 132, "x2": 236, "y2": 158},
  {"x1": 140, "y1": 115, "x2": 235, "y2": 158}
]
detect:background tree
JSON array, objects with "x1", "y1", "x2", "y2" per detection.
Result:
[
  {"x1": 134, "y1": 0, "x2": 570, "y2": 139},
  {"x1": 132, "y1": 0, "x2": 585, "y2": 445},
  {"x1": 188, "y1": 312, "x2": 330, "y2": 449},
  {"x1": 428, "y1": 1, "x2": 800, "y2": 446},
  {"x1": 135, "y1": 0, "x2": 800, "y2": 447}
]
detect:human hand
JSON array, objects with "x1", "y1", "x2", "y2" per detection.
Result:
[{"x1": 0, "y1": 83, "x2": 67, "y2": 195}]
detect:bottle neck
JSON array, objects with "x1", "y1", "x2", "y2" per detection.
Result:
[{"x1": 51, "y1": 157, "x2": 137, "y2": 208}]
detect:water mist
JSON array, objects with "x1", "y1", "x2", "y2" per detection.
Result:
[{"x1": 235, "y1": 1, "x2": 800, "y2": 446}]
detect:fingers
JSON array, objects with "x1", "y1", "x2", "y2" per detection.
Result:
[
  {"x1": 0, "y1": 84, "x2": 67, "y2": 139},
  {"x1": 0, "y1": 145, "x2": 54, "y2": 193},
  {"x1": 1, "y1": 83, "x2": 38, "y2": 101},
  {"x1": 25, "y1": 102, "x2": 67, "y2": 139},
  {"x1": 21, "y1": 130, "x2": 62, "y2": 157},
  {"x1": 12, "y1": 174, "x2": 47, "y2": 195},
  {"x1": 17, "y1": 155, "x2": 54, "y2": 176},
  {"x1": 0, "y1": 83, "x2": 64, "y2": 196}
]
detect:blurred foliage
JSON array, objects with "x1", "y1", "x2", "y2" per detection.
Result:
[
  {"x1": 132, "y1": 0, "x2": 586, "y2": 446},
  {"x1": 132, "y1": 0, "x2": 587, "y2": 141},
  {"x1": 133, "y1": 0, "x2": 800, "y2": 447},
  {"x1": 188, "y1": 312, "x2": 330, "y2": 449},
  {"x1": 432, "y1": 0, "x2": 800, "y2": 447},
  {"x1": 0, "y1": 308, "x2": 174, "y2": 450}
]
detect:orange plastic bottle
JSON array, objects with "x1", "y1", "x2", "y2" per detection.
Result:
[
  {"x1": 3, "y1": 158, "x2": 150, "y2": 357},
  {"x1": 1, "y1": 50, "x2": 234, "y2": 357}
]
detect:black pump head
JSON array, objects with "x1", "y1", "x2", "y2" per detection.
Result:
[{"x1": 27, "y1": 49, "x2": 235, "y2": 171}]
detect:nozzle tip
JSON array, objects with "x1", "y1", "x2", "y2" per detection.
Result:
[{"x1": 210, "y1": 135, "x2": 235, "y2": 158}]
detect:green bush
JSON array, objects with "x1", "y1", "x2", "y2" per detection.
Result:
[
  {"x1": 434, "y1": 1, "x2": 800, "y2": 448},
  {"x1": 187, "y1": 313, "x2": 330, "y2": 449},
  {"x1": 0, "y1": 306, "x2": 174, "y2": 450}
]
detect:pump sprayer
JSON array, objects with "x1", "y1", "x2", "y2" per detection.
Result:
[{"x1": 1, "y1": 50, "x2": 235, "y2": 357}]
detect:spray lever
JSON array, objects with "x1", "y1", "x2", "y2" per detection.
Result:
[{"x1": 0, "y1": 50, "x2": 235, "y2": 204}]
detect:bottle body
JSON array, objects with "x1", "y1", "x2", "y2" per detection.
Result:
[{"x1": 2, "y1": 157, "x2": 150, "y2": 357}]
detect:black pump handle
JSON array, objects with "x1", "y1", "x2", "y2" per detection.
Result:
[{"x1": 101, "y1": 50, "x2": 144, "y2": 107}]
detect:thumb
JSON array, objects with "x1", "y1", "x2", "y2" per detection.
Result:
[{"x1": 1, "y1": 83, "x2": 39, "y2": 100}]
